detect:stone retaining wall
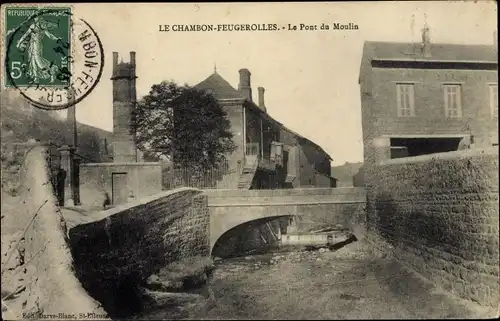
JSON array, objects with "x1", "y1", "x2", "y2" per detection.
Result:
[{"x1": 365, "y1": 147, "x2": 499, "y2": 307}]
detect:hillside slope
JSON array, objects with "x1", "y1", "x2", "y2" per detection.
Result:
[
  {"x1": 330, "y1": 162, "x2": 363, "y2": 187},
  {"x1": 1, "y1": 91, "x2": 113, "y2": 163}
]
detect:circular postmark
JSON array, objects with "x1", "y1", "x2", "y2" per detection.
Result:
[{"x1": 4, "y1": 7, "x2": 104, "y2": 110}]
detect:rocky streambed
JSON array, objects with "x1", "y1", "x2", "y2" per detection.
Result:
[{"x1": 129, "y1": 236, "x2": 370, "y2": 320}]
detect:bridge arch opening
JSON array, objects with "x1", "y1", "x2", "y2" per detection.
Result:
[{"x1": 211, "y1": 215, "x2": 292, "y2": 259}]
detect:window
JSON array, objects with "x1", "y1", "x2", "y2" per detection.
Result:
[
  {"x1": 443, "y1": 84, "x2": 462, "y2": 118},
  {"x1": 489, "y1": 84, "x2": 498, "y2": 118},
  {"x1": 396, "y1": 83, "x2": 415, "y2": 117}
]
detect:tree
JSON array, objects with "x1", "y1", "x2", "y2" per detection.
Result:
[{"x1": 132, "y1": 81, "x2": 236, "y2": 170}]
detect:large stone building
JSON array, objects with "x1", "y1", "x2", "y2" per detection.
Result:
[
  {"x1": 359, "y1": 26, "x2": 498, "y2": 169},
  {"x1": 194, "y1": 68, "x2": 334, "y2": 189}
]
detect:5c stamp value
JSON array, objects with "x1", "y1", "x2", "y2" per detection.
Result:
[{"x1": 4, "y1": 6, "x2": 104, "y2": 110}]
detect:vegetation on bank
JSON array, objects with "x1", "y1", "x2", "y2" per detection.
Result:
[
  {"x1": 144, "y1": 256, "x2": 215, "y2": 292},
  {"x1": 1, "y1": 143, "x2": 26, "y2": 197},
  {"x1": 128, "y1": 256, "x2": 215, "y2": 320}
]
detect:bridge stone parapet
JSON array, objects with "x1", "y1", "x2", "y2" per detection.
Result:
[{"x1": 204, "y1": 187, "x2": 366, "y2": 205}]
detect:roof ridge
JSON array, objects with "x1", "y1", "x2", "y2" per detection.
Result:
[
  {"x1": 194, "y1": 72, "x2": 243, "y2": 99},
  {"x1": 362, "y1": 40, "x2": 497, "y2": 63}
]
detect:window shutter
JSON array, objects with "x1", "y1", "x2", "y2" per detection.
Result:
[
  {"x1": 270, "y1": 143, "x2": 276, "y2": 161},
  {"x1": 396, "y1": 84, "x2": 402, "y2": 117},
  {"x1": 409, "y1": 85, "x2": 415, "y2": 116},
  {"x1": 456, "y1": 86, "x2": 462, "y2": 118},
  {"x1": 444, "y1": 86, "x2": 449, "y2": 117}
]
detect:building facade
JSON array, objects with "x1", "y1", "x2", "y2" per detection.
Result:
[
  {"x1": 194, "y1": 68, "x2": 334, "y2": 189},
  {"x1": 359, "y1": 28, "x2": 498, "y2": 170}
]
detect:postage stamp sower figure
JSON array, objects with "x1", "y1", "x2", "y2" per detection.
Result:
[
  {"x1": 4, "y1": 5, "x2": 104, "y2": 110},
  {"x1": 5, "y1": 6, "x2": 71, "y2": 88}
]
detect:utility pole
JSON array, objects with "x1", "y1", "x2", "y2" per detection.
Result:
[
  {"x1": 67, "y1": 88, "x2": 78, "y2": 148},
  {"x1": 66, "y1": 88, "x2": 80, "y2": 205}
]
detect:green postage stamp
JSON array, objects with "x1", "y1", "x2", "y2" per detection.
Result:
[
  {"x1": 5, "y1": 6, "x2": 72, "y2": 88},
  {"x1": 3, "y1": 4, "x2": 103, "y2": 110}
]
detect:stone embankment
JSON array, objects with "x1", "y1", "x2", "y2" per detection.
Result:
[{"x1": 1, "y1": 145, "x2": 107, "y2": 320}]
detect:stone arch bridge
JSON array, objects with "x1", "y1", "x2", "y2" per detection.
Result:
[
  {"x1": 203, "y1": 188, "x2": 366, "y2": 253},
  {"x1": 68, "y1": 187, "x2": 366, "y2": 287}
]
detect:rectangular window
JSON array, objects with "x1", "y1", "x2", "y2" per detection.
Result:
[
  {"x1": 443, "y1": 84, "x2": 462, "y2": 118},
  {"x1": 396, "y1": 83, "x2": 415, "y2": 117},
  {"x1": 489, "y1": 84, "x2": 498, "y2": 118}
]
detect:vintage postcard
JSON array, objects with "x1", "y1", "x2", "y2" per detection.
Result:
[{"x1": 1, "y1": 1, "x2": 498, "y2": 320}]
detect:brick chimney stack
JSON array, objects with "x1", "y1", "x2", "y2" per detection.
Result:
[
  {"x1": 112, "y1": 52, "x2": 119, "y2": 76},
  {"x1": 421, "y1": 23, "x2": 431, "y2": 58},
  {"x1": 130, "y1": 51, "x2": 136, "y2": 67},
  {"x1": 238, "y1": 68, "x2": 252, "y2": 102},
  {"x1": 258, "y1": 87, "x2": 266, "y2": 112},
  {"x1": 111, "y1": 51, "x2": 140, "y2": 163}
]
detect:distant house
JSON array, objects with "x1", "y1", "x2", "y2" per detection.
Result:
[
  {"x1": 359, "y1": 26, "x2": 498, "y2": 169},
  {"x1": 352, "y1": 166, "x2": 364, "y2": 187},
  {"x1": 330, "y1": 162, "x2": 363, "y2": 187},
  {"x1": 193, "y1": 68, "x2": 334, "y2": 189}
]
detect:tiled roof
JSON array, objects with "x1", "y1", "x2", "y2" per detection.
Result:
[
  {"x1": 194, "y1": 71, "x2": 333, "y2": 161},
  {"x1": 363, "y1": 41, "x2": 497, "y2": 62},
  {"x1": 194, "y1": 72, "x2": 243, "y2": 99},
  {"x1": 247, "y1": 101, "x2": 333, "y2": 161}
]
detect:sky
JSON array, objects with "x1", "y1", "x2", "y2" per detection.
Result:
[{"x1": 50, "y1": 2, "x2": 497, "y2": 166}]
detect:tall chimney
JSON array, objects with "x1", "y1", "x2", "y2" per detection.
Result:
[
  {"x1": 130, "y1": 51, "x2": 137, "y2": 102},
  {"x1": 258, "y1": 87, "x2": 266, "y2": 111},
  {"x1": 238, "y1": 68, "x2": 252, "y2": 102},
  {"x1": 112, "y1": 52, "x2": 119, "y2": 76},
  {"x1": 421, "y1": 24, "x2": 431, "y2": 58},
  {"x1": 130, "y1": 52, "x2": 136, "y2": 71}
]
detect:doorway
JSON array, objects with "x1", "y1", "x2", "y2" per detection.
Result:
[{"x1": 111, "y1": 172, "x2": 128, "y2": 205}]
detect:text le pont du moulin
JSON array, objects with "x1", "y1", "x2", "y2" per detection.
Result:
[{"x1": 158, "y1": 23, "x2": 359, "y2": 32}]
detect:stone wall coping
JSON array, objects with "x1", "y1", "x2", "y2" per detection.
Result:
[
  {"x1": 208, "y1": 200, "x2": 366, "y2": 207},
  {"x1": 202, "y1": 187, "x2": 366, "y2": 197},
  {"x1": 82, "y1": 187, "x2": 201, "y2": 223},
  {"x1": 80, "y1": 162, "x2": 161, "y2": 167},
  {"x1": 380, "y1": 146, "x2": 499, "y2": 166}
]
